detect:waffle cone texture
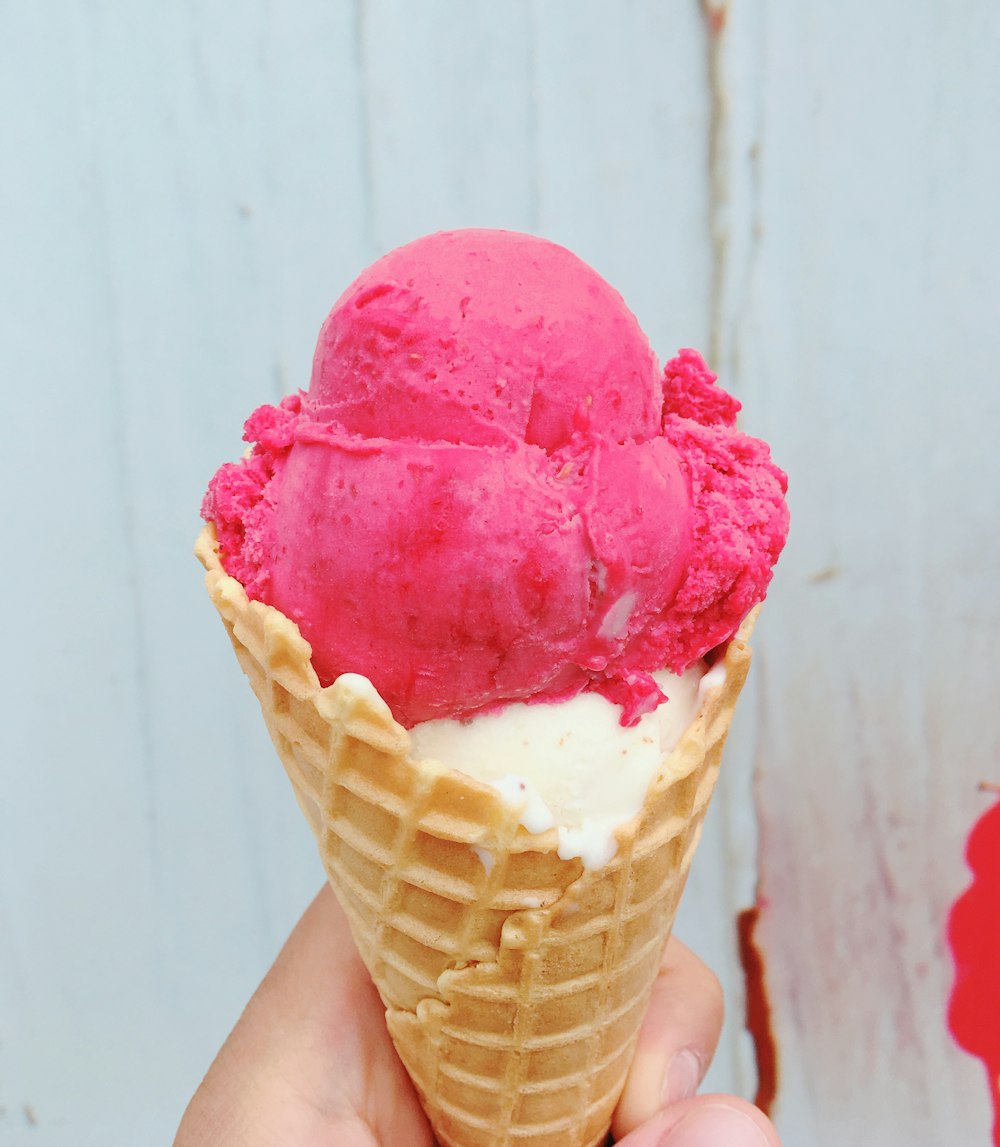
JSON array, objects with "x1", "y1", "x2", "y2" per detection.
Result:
[{"x1": 196, "y1": 524, "x2": 755, "y2": 1147}]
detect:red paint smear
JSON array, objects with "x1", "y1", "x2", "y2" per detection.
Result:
[
  {"x1": 948, "y1": 795, "x2": 1000, "y2": 1146},
  {"x1": 737, "y1": 902, "x2": 779, "y2": 1116}
]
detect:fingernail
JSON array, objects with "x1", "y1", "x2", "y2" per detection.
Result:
[
  {"x1": 659, "y1": 1102, "x2": 770, "y2": 1147},
  {"x1": 661, "y1": 1049, "x2": 702, "y2": 1104}
]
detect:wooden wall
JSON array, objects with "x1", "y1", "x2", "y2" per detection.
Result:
[{"x1": 2, "y1": 3, "x2": 998, "y2": 1143}]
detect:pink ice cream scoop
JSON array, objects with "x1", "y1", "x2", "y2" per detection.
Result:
[{"x1": 203, "y1": 229, "x2": 788, "y2": 728}]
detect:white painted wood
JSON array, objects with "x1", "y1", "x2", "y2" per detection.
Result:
[
  {"x1": 2, "y1": 2, "x2": 995, "y2": 1144},
  {"x1": 1, "y1": 3, "x2": 369, "y2": 1142},
  {"x1": 717, "y1": 1, "x2": 1000, "y2": 1143}
]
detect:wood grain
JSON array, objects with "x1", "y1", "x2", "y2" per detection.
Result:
[
  {"x1": 1, "y1": 2, "x2": 996, "y2": 1144},
  {"x1": 720, "y1": 2, "x2": 1000, "y2": 1142}
]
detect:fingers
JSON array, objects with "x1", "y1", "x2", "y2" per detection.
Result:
[
  {"x1": 174, "y1": 885, "x2": 433, "y2": 1147},
  {"x1": 175, "y1": 898, "x2": 775, "y2": 1147},
  {"x1": 612, "y1": 936, "x2": 782, "y2": 1145},
  {"x1": 612, "y1": 936, "x2": 725, "y2": 1140},
  {"x1": 614, "y1": 1095, "x2": 782, "y2": 1147}
]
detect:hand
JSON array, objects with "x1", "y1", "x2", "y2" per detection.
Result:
[{"x1": 175, "y1": 885, "x2": 782, "y2": 1147}]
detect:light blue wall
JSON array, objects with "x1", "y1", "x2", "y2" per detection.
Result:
[{"x1": 2, "y1": 3, "x2": 998, "y2": 1144}]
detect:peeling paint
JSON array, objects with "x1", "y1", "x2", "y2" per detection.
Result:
[
  {"x1": 354, "y1": 0, "x2": 378, "y2": 259},
  {"x1": 699, "y1": 0, "x2": 730, "y2": 369},
  {"x1": 737, "y1": 901, "x2": 779, "y2": 1117}
]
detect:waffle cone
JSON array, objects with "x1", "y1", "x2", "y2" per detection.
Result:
[{"x1": 196, "y1": 524, "x2": 755, "y2": 1147}]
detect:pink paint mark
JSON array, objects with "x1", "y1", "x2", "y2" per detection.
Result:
[{"x1": 948, "y1": 790, "x2": 1000, "y2": 1146}]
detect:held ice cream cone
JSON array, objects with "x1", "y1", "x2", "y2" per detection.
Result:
[
  {"x1": 196, "y1": 230, "x2": 788, "y2": 1146},
  {"x1": 197, "y1": 524, "x2": 755, "y2": 1147}
]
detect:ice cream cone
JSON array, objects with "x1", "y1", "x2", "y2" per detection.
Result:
[{"x1": 197, "y1": 523, "x2": 755, "y2": 1147}]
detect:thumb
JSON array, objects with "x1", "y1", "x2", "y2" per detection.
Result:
[{"x1": 615, "y1": 1095, "x2": 781, "y2": 1147}]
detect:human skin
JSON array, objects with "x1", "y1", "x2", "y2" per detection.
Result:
[{"x1": 174, "y1": 886, "x2": 782, "y2": 1147}]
